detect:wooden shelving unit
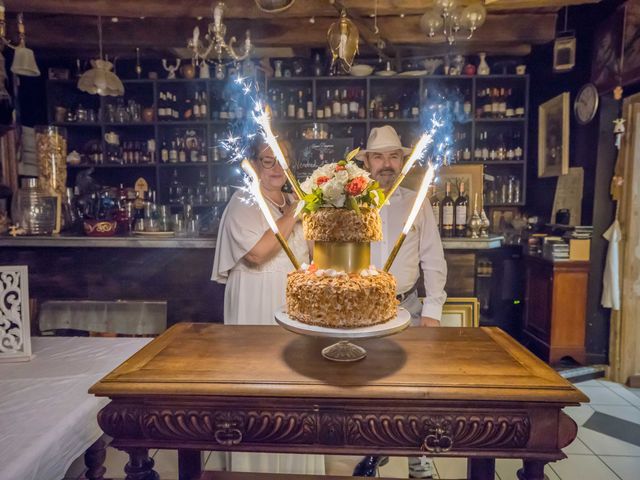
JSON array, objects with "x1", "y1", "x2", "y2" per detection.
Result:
[{"x1": 47, "y1": 73, "x2": 529, "y2": 207}]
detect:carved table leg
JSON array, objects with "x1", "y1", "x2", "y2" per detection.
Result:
[
  {"x1": 178, "y1": 449, "x2": 203, "y2": 480},
  {"x1": 84, "y1": 437, "x2": 107, "y2": 480},
  {"x1": 517, "y1": 460, "x2": 548, "y2": 480},
  {"x1": 467, "y1": 458, "x2": 496, "y2": 480},
  {"x1": 124, "y1": 448, "x2": 159, "y2": 480}
]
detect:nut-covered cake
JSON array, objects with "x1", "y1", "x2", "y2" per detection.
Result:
[{"x1": 286, "y1": 150, "x2": 398, "y2": 328}]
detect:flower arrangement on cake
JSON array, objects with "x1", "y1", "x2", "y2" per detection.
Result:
[{"x1": 296, "y1": 148, "x2": 386, "y2": 243}]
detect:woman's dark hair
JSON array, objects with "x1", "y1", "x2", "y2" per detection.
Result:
[{"x1": 248, "y1": 133, "x2": 292, "y2": 161}]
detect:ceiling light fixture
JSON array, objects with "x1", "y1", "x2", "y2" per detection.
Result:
[
  {"x1": 327, "y1": 10, "x2": 359, "y2": 73},
  {"x1": 77, "y1": 16, "x2": 124, "y2": 97},
  {"x1": 420, "y1": 0, "x2": 487, "y2": 46},
  {"x1": 0, "y1": 2, "x2": 40, "y2": 77},
  {"x1": 188, "y1": 2, "x2": 252, "y2": 65}
]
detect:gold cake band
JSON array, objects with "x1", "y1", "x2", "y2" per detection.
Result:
[{"x1": 313, "y1": 241, "x2": 370, "y2": 273}]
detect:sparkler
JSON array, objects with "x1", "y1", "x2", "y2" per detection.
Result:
[
  {"x1": 380, "y1": 131, "x2": 434, "y2": 209},
  {"x1": 241, "y1": 159, "x2": 301, "y2": 270},
  {"x1": 383, "y1": 163, "x2": 437, "y2": 272},
  {"x1": 254, "y1": 104, "x2": 305, "y2": 200}
]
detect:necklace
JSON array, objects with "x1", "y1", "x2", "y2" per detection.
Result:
[{"x1": 263, "y1": 190, "x2": 287, "y2": 211}]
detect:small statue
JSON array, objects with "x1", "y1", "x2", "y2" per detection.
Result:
[{"x1": 162, "y1": 58, "x2": 181, "y2": 79}]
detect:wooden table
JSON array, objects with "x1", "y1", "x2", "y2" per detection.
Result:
[{"x1": 90, "y1": 324, "x2": 588, "y2": 480}]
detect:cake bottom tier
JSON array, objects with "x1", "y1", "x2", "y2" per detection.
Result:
[{"x1": 286, "y1": 270, "x2": 399, "y2": 328}]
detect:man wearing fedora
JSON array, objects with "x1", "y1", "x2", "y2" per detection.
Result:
[
  {"x1": 356, "y1": 125, "x2": 447, "y2": 328},
  {"x1": 353, "y1": 125, "x2": 447, "y2": 479}
]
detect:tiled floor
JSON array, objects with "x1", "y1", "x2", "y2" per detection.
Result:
[{"x1": 64, "y1": 379, "x2": 640, "y2": 480}]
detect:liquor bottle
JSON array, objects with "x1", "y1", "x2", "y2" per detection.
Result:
[
  {"x1": 287, "y1": 92, "x2": 295, "y2": 118},
  {"x1": 496, "y1": 134, "x2": 507, "y2": 161},
  {"x1": 481, "y1": 132, "x2": 489, "y2": 161},
  {"x1": 306, "y1": 88, "x2": 314, "y2": 119},
  {"x1": 340, "y1": 89, "x2": 349, "y2": 118},
  {"x1": 332, "y1": 89, "x2": 341, "y2": 117},
  {"x1": 169, "y1": 140, "x2": 178, "y2": 163},
  {"x1": 498, "y1": 88, "x2": 507, "y2": 118},
  {"x1": 197, "y1": 170, "x2": 208, "y2": 201},
  {"x1": 442, "y1": 182, "x2": 454, "y2": 238},
  {"x1": 159, "y1": 141, "x2": 168, "y2": 163},
  {"x1": 158, "y1": 91, "x2": 167, "y2": 119},
  {"x1": 429, "y1": 185, "x2": 441, "y2": 233},
  {"x1": 199, "y1": 142, "x2": 208, "y2": 163},
  {"x1": 463, "y1": 89, "x2": 472, "y2": 119},
  {"x1": 178, "y1": 140, "x2": 187, "y2": 163},
  {"x1": 169, "y1": 169, "x2": 183, "y2": 204},
  {"x1": 474, "y1": 138, "x2": 482, "y2": 161},
  {"x1": 324, "y1": 90, "x2": 332, "y2": 119},
  {"x1": 190, "y1": 142, "x2": 199, "y2": 163},
  {"x1": 514, "y1": 130, "x2": 523, "y2": 161},
  {"x1": 482, "y1": 89, "x2": 492, "y2": 118},
  {"x1": 476, "y1": 88, "x2": 485, "y2": 118},
  {"x1": 349, "y1": 89, "x2": 359, "y2": 119},
  {"x1": 193, "y1": 92, "x2": 201, "y2": 119},
  {"x1": 296, "y1": 90, "x2": 305, "y2": 119},
  {"x1": 200, "y1": 91, "x2": 208, "y2": 119},
  {"x1": 212, "y1": 132, "x2": 220, "y2": 162},
  {"x1": 358, "y1": 89, "x2": 367, "y2": 119},
  {"x1": 454, "y1": 182, "x2": 468, "y2": 237},
  {"x1": 491, "y1": 88, "x2": 500, "y2": 118}
]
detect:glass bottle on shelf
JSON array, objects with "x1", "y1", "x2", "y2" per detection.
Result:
[
  {"x1": 312, "y1": 53, "x2": 324, "y2": 77},
  {"x1": 306, "y1": 88, "x2": 314, "y2": 119},
  {"x1": 441, "y1": 182, "x2": 454, "y2": 238},
  {"x1": 169, "y1": 170, "x2": 183, "y2": 204},
  {"x1": 324, "y1": 90, "x2": 332, "y2": 119},
  {"x1": 429, "y1": 185, "x2": 441, "y2": 233},
  {"x1": 454, "y1": 182, "x2": 468, "y2": 237}
]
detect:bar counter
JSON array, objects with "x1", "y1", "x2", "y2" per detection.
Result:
[
  {"x1": 0, "y1": 234, "x2": 504, "y2": 329},
  {"x1": 0, "y1": 234, "x2": 503, "y2": 250}
]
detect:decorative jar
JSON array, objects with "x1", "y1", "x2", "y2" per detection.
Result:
[{"x1": 11, "y1": 178, "x2": 58, "y2": 235}]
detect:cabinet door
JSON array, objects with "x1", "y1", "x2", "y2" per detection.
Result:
[{"x1": 524, "y1": 261, "x2": 553, "y2": 343}]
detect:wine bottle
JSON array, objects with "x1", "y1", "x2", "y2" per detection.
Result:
[
  {"x1": 442, "y1": 182, "x2": 454, "y2": 238},
  {"x1": 430, "y1": 185, "x2": 441, "y2": 233},
  {"x1": 454, "y1": 182, "x2": 468, "y2": 237}
]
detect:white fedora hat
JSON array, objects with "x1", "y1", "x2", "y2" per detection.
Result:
[{"x1": 355, "y1": 125, "x2": 411, "y2": 161}]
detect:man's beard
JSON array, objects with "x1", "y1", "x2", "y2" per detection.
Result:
[{"x1": 375, "y1": 169, "x2": 398, "y2": 190}]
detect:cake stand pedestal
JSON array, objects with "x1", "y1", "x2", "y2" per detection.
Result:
[{"x1": 274, "y1": 307, "x2": 411, "y2": 362}]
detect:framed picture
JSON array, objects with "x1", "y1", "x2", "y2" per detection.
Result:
[
  {"x1": 553, "y1": 36, "x2": 577, "y2": 73},
  {"x1": 591, "y1": 4, "x2": 625, "y2": 93},
  {"x1": 441, "y1": 297, "x2": 480, "y2": 328},
  {"x1": 538, "y1": 92, "x2": 570, "y2": 178}
]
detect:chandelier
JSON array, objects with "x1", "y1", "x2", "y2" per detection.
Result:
[
  {"x1": 188, "y1": 2, "x2": 252, "y2": 64},
  {"x1": 419, "y1": 0, "x2": 487, "y2": 45}
]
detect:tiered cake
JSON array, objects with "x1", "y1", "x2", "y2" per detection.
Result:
[{"x1": 286, "y1": 152, "x2": 398, "y2": 328}]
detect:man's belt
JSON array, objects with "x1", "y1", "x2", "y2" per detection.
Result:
[{"x1": 396, "y1": 285, "x2": 418, "y2": 302}]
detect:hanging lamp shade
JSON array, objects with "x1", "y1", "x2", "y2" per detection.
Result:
[
  {"x1": 77, "y1": 59, "x2": 124, "y2": 96},
  {"x1": 10, "y1": 46, "x2": 40, "y2": 76},
  {"x1": 327, "y1": 10, "x2": 359, "y2": 72}
]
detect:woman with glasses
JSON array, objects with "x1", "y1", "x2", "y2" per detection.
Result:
[
  {"x1": 212, "y1": 138, "x2": 310, "y2": 327},
  {"x1": 211, "y1": 139, "x2": 322, "y2": 474}
]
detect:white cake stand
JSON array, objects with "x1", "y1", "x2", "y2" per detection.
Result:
[{"x1": 274, "y1": 307, "x2": 411, "y2": 362}]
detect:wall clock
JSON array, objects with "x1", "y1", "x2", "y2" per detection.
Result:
[{"x1": 574, "y1": 83, "x2": 599, "y2": 125}]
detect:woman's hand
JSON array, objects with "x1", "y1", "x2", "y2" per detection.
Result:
[{"x1": 281, "y1": 202, "x2": 297, "y2": 219}]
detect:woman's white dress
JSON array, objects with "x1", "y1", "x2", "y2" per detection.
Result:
[{"x1": 211, "y1": 190, "x2": 324, "y2": 474}]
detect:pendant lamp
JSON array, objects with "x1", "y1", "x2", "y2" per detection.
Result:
[
  {"x1": 327, "y1": 10, "x2": 359, "y2": 73},
  {"x1": 77, "y1": 16, "x2": 124, "y2": 97},
  {"x1": 0, "y1": 1, "x2": 40, "y2": 77}
]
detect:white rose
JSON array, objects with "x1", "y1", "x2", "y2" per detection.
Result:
[
  {"x1": 346, "y1": 162, "x2": 370, "y2": 179},
  {"x1": 321, "y1": 176, "x2": 346, "y2": 207},
  {"x1": 301, "y1": 178, "x2": 314, "y2": 194}
]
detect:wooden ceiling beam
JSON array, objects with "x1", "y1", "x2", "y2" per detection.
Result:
[
  {"x1": 20, "y1": 13, "x2": 557, "y2": 51},
  {"x1": 5, "y1": 0, "x2": 599, "y2": 18}
]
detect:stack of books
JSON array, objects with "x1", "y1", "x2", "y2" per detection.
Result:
[
  {"x1": 570, "y1": 226, "x2": 594, "y2": 239},
  {"x1": 543, "y1": 237, "x2": 570, "y2": 261}
]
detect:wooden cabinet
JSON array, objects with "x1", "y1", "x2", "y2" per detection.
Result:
[{"x1": 522, "y1": 255, "x2": 588, "y2": 364}]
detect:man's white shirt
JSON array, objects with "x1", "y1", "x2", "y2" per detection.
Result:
[{"x1": 370, "y1": 186, "x2": 448, "y2": 320}]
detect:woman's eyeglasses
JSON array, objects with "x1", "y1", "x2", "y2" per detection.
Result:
[{"x1": 259, "y1": 156, "x2": 277, "y2": 169}]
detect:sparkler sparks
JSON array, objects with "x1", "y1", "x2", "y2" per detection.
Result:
[
  {"x1": 240, "y1": 159, "x2": 301, "y2": 270},
  {"x1": 383, "y1": 162, "x2": 437, "y2": 272}
]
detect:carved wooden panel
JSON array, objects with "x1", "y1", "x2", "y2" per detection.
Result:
[
  {"x1": 0, "y1": 265, "x2": 32, "y2": 362},
  {"x1": 98, "y1": 402, "x2": 530, "y2": 453}
]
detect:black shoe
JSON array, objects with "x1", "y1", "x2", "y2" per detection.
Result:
[{"x1": 352, "y1": 455, "x2": 389, "y2": 477}]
